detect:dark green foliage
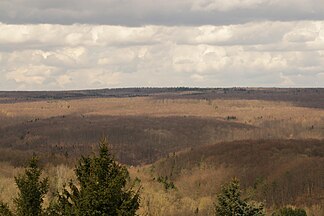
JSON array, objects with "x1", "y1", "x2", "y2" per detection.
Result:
[
  {"x1": 0, "y1": 201, "x2": 13, "y2": 216},
  {"x1": 14, "y1": 156, "x2": 49, "y2": 216},
  {"x1": 157, "y1": 176, "x2": 176, "y2": 190},
  {"x1": 56, "y1": 137, "x2": 140, "y2": 216},
  {"x1": 272, "y1": 207, "x2": 307, "y2": 216},
  {"x1": 214, "y1": 178, "x2": 265, "y2": 216},
  {"x1": 0, "y1": 156, "x2": 49, "y2": 216}
]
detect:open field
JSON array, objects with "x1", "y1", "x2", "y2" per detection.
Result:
[{"x1": 0, "y1": 88, "x2": 323, "y2": 215}]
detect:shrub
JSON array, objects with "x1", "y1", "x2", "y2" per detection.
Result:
[
  {"x1": 157, "y1": 176, "x2": 176, "y2": 190},
  {"x1": 272, "y1": 207, "x2": 307, "y2": 216}
]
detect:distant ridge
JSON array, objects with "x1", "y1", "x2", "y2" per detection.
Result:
[{"x1": 0, "y1": 87, "x2": 323, "y2": 109}]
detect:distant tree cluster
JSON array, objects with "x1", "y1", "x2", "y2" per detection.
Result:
[{"x1": 272, "y1": 207, "x2": 307, "y2": 216}]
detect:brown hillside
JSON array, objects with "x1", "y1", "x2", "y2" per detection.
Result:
[{"x1": 153, "y1": 139, "x2": 324, "y2": 206}]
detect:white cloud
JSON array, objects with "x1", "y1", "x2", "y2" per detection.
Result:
[
  {"x1": 5, "y1": 65, "x2": 57, "y2": 86},
  {"x1": 283, "y1": 22, "x2": 321, "y2": 43},
  {"x1": 190, "y1": 74, "x2": 205, "y2": 82},
  {"x1": 44, "y1": 47, "x2": 88, "y2": 68},
  {"x1": 186, "y1": 26, "x2": 234, "y2": 44},
  {"x1": 0, "y1": 21, "x2": 324, "y2": 90},
  {"x1": 56, "y1": 74, "x2": 72, "y2": 87},
  {"x1": 70, "y1": 69, "x2": 121, "y2": 87},
  {"x1": 0, "y1": 24, "x2": 162, "y2": 48},
  {"x1": 97, "y1": 49, "x2": 136, "y2": 66}
]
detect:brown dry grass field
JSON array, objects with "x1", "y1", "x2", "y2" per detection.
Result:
[{"x1": 0, "y1": 88, "x2": 323, "y2": 215}]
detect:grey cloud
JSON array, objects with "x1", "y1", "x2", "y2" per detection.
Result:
[{"x1": 0, "y1": 0, "x2": 324, "y2": 26}]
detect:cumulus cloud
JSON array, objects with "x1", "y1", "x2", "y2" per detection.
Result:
[
  {"x1": 0, "y1": 1, "x2": 323, "y2": 90},
  {"x1": 1, "y1": 21, "x2": 323, "y2": 49},
  {"x1": 0, "y1": 20, "x2": 324, "y2": 90}
]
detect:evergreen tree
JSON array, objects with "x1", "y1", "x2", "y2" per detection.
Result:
[
  {"x1": 56, "y1": 137, "x2": 140, "y2": 216},
  {"x1": 14, "y1": 156, "x2": 49, "y2": 216},
  {"x1": 214, "y1": 178, "x2": 265, "y2": 216},
  {"x1": 0, "y1": 156, "x2": 49, "y2": 216}
]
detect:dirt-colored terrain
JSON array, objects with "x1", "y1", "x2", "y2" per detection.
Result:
[{"x1": 0, "y1": 88, "x2": 323, "y2": 215}]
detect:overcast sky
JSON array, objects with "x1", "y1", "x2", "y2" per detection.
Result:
[{"x1": 1, "y1": 0, "x2": 324, "y2": 90}]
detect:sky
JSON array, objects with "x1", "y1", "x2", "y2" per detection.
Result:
[{"x1": 0, "y1": 0, "x2": 324, "y2": 90}]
